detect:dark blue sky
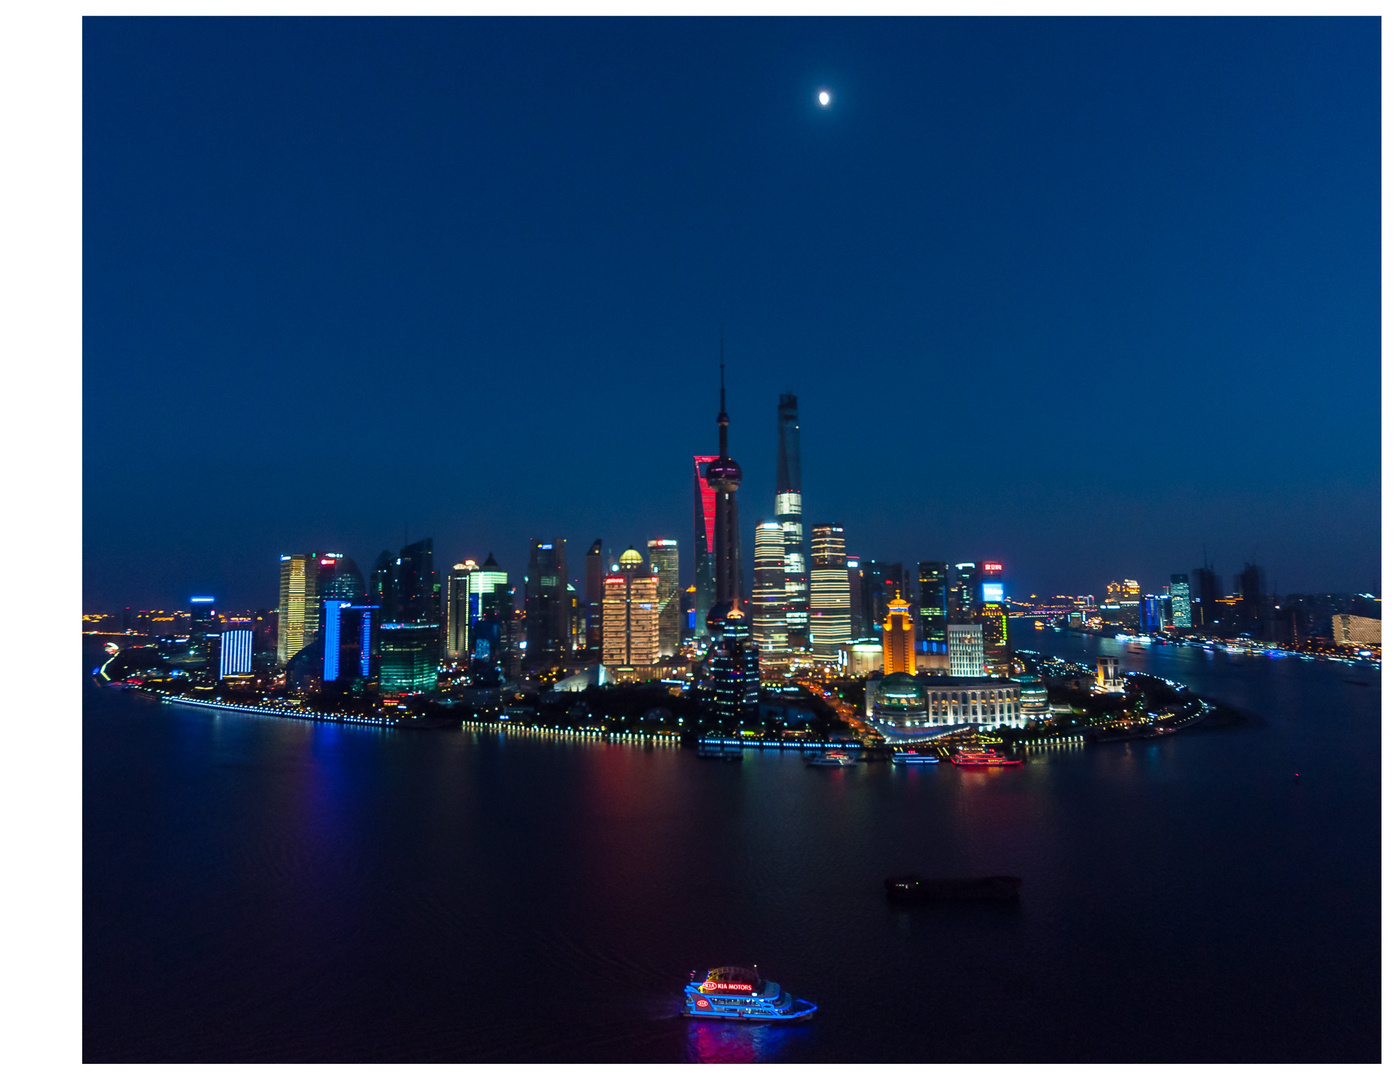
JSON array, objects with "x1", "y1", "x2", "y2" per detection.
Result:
[{"x1": 83, "y1": 17, "x2": 1380, "y2": 611}]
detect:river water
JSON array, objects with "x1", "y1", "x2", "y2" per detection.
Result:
[{"x1": 83, "y1": 629, "x2": 1379, "y2": 1062}]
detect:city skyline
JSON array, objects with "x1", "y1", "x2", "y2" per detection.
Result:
[{"x1": 83, "y1": 18, "x2": 1379, "y2": 610}]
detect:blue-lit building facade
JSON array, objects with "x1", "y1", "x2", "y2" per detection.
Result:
[
  {"x1": 217, "y1": 628, "x2": 254, "y2": 679},
  {"x1": 323, "y1": 600, "x2": 379, "y2": 687},
  {"x1": 1140, "y1": 593, "x2": 1168, "y2": 634}
]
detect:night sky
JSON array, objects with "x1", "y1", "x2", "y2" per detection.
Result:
[{"x1": 82, "y1": 17, "x2": 1380, "y2": 612}]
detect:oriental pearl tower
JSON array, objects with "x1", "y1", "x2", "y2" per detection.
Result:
[{"x1": 705, "y1": 343, "x2": 743, "y2": 632}]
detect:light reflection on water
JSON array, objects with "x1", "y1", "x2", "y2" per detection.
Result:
[
  {"x1": 84, "y1": 635, "x2": 1379, "y2": 1063},
  {"x1": 684, "y1": 1018, "x2": 813, "y2": 1063}
]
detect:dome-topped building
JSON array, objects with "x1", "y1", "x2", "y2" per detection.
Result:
[
  {"x1": 602, "y1": 546, "x2": 659, "y2": 672},
  {"x1": 873, "y1": 671, "x2": 929, "y2": 729}
]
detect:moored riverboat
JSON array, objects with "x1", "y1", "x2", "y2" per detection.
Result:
[
  {"x1": 949, "y1": 747, "x2": 1022, "y2": 767},
  {"x1": 806, "y1": 750, "x2": 857, "y2": 767},
  {"x1": 885, "y1": 874, "x2": 1022, "y2": 903}
]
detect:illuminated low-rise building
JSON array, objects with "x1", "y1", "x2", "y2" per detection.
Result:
[
  {"x1": 837, "y1": 637, "x2": 884, "y2": 677},
  {"x1": 1095, "y1": 654, "x2": 1125, "y2": 694},
  {"x1": 872, "y1": 672, "x2": 928, "y2": 729},
  {"x1": 865, "y1": 672, "x2": 1025, "y2": 741},
  {"x1": 1333, "y1": 613, "x2": 1381, "y2": 646},
  {"x1": 1012, "y1": 673, "x2": 1050, "y2": 718}
]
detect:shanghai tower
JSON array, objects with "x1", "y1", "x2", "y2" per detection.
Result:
[
  {"x1": 705, "y1": 348, "x2": 742, "y2": 619},
  {"x1": 776, "y1": 393, "x2": 808, "y2": 651}
]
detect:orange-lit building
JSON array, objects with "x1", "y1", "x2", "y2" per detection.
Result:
[
  {"x1": 882, "y1": 592, "x2": 916, "y2": 675},
  {"x1": 602, "y1": 548, "x2": 660, "y2": 668}
]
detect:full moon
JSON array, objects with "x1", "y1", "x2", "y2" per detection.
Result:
[{"x1": 818, "y1": 90, "x2": 831, "y2": 107}]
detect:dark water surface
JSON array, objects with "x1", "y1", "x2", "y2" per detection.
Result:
[{"x1": 83, "y1": 629, "x2": 1380, "y2": 1062}]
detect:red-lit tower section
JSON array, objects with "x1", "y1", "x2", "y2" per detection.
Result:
[{"x1": 693, "y1": 454, "x2": 718, "y2": 633}]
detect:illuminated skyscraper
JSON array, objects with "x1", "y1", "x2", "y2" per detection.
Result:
[
  {"x1": 468, "y1": 555, "x2": 508, "y2": 629},
  {"x1": 189, "y1": 596, "x2": 216, "y2": 639},
  {"x1": 602, "y1": 548, "x2": 660, "y2": 668},
  {"x1": 775, "y1": 393, "x2": 808, "y2": 650},
  {"x1": 751, "y1": 520, "x2": 787, "y2": 654},
  {"x1": 585, "y1": 539, "x2": 604, "y2": 656},
  {"x1": 277, "y1": 554, "x2": 322, "y2": 665},
  {"x1": 379, "y1": 622, "x2": 439, "y2": 695},
  {"x1": 864, "y1": 561, "x2": 905, "y2": 630},
  {"x1": 977, "y1": 561, "x2": 1010, "y2": 676},
  {"x1": 809, "y1": 524, "x2": 852, "y2": 658},
  {"x1": 951, "y1": 562, "x2": 979, "y2": 621},
  {"x1": 705, "y1": 352, "x2": 743, "y2": 617},
  {"x1": 469, "y1": 554, "x2": 512, "y2": 672},
  {"x1": 318, "y1": 555, "x2": 364, "y2": 603},
  {"x1": 369, "y1": 550, "x2": 398, "y2": 620},
  {"x1": 1140, "y1": 594, "x2": 1167, "y2": 634},
  {"x1": 709, "y1": 600, "x2": 761, "y2": 722},
  {"x1": 1192, "y1": 564, "x2": 1221, "y2": 632},
  {"x1": 846, "y1": 555, "x2": 866, "y2": 637},
  {"x1": 396, "y1": 538, "x2": 440, "y2": 625},
  {"x1": 1169, "y1": 574, "x2": 1192, "y2": 628},
  {"x1": 882, "y1": 592, "x2": 916, "y2": 675},
  {"x1": 322, "y1": 600, "x2": 377, "y2": 685},
  {"x1": 525, "y1": 538, "x2": 570, "y2": 666},
  {"x1": 445, "y1": 560, "x2": 477, "y2": 660},
  {"x1": 646, "y1": 538, "x2": 681, "y2": 657},
  {"x1": 916, "y1": 561, "x2": 948, "y2": 656},
  {"x1": 692, "y1": 454, "x2": 718, "y2": 634},
  {"x1": 948, "y1": 623, "x2": 986, "y2": 677},
  {"x1": 217, "y1": 628, "x2": 254, "y2": 679}
]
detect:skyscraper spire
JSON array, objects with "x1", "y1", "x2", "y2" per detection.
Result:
[
  {"x1": 717, "y1": 335, "x2": 729, "y2": 457},
  {"x1": 705, "y1": 337, "x2": 743, "y2": 614}
]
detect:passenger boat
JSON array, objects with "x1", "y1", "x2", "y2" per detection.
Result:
[
  {"x1": 681, "y1": 965, "x2": 818, "y2": 1022},
  {"x1": 806, "y1": 750, "x2": 857, "y2": 767},
  {"x1": 885, "y1": 873, "x2": 1022, "y2": 903},
  {"x1": 949, "y1": 747, "x2": 1023, "y2": 767},
  {"x1": 891, "y1": 749, "x2": 940, "y2": 765}
]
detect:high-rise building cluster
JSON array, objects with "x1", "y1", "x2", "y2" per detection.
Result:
[{"x1": 120, "y1": 339, "x2": 1376, "y2": 732}]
